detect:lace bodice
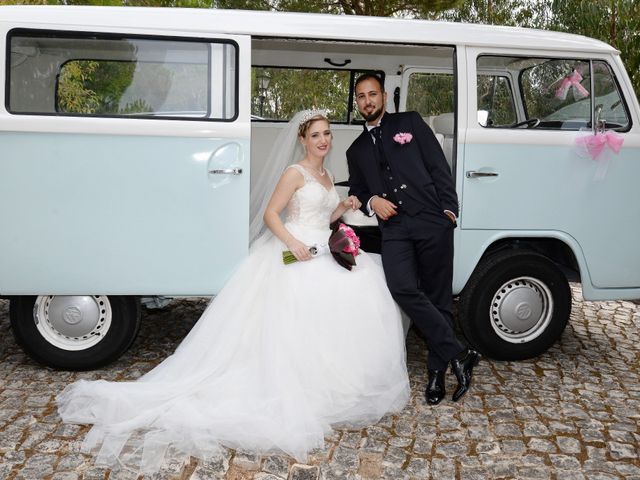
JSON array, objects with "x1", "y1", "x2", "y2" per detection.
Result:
[{"x1": 285, "y1": 164, "x2": 340, "y2": 229}]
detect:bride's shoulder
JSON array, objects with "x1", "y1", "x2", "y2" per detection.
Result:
[
  {"x1": 285, "y1": 164, "x2": 309, "y2": 180},
  {"x1": 281, "y1": 164, "x2": 306, "y2": 185}
]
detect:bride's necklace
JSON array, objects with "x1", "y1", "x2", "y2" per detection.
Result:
[{"x1": 301, "y1": 161, "x2": 326, "y2": 177}]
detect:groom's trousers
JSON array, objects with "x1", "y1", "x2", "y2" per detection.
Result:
[{"x1": 380, "y1": 210, "x2": 466, "y2": 370}]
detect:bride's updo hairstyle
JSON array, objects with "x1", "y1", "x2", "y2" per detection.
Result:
[{"x1": 298, "y1": 109, "x2": 329, "y2": 138}]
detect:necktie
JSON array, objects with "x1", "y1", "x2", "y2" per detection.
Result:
[{"x1": 371, "y1": 126, "x2": 383, "y2": 146}]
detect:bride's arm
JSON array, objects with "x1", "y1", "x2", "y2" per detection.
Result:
[
  {"x1": 263, "y1": 168, "x2": 312, "y2": 261},
  {"x1": 330, "y1": 195, "x2": 362, "y2": 223}
]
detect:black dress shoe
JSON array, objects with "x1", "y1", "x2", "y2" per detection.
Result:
[
  {"x1": 451, "y1": 349, "x2": 481, "y2": 402},
  {"x1": 426, "y1": 369, "x2": 446, "y2": 405}
]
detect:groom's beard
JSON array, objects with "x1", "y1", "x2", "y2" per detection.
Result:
[{"x1": 361, "y1": 106, "x2": 384, "y2": 123}]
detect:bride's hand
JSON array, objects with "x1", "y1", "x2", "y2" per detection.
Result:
[
  {"x1": 342, "y1": 195, "x2": 362, "y2": 211},
  {"x1": 287, "y1": 238, "x2": 312, "y2": 262}
]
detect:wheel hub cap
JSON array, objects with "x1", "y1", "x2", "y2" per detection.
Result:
[
  {"x1": 490, "y1": 277, "x2": 553, "y2": 343},
  {"x1": 34, "y1": 295, "x2": 112, "y2": 351}
]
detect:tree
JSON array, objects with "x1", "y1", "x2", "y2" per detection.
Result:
[
  {"x1": 435, "y1": 0, "x2": 552, "y2": 27},
  {"x1": 4, "y1": 0, "x2": 463, "y2": 15},
  {"x1": 550, "y1": 0, "x2": 640, "y2": 95}
]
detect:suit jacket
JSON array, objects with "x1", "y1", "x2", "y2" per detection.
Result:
[{"x1": 347, "y1": 111, "x2": 458, "y2": 220}]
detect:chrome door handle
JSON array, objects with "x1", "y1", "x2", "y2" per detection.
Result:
[
  {"x1": 209, "y1": 168, "x2": 243, "y2": 175},
  {"x1": 466, "y1": 171, "x2": 499, "y2": 178}
]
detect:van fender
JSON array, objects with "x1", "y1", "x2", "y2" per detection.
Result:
[{"x1": 453, "y1": 229, "x2": 590, "y2": 295}]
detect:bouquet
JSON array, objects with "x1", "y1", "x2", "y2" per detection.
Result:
[{"x1": 282, "y1": 223, "x2": 360, "y2": 271}]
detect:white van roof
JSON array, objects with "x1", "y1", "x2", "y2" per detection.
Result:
[{"x1": 0, "y1": 6, "x2": 617, "y2": 55}]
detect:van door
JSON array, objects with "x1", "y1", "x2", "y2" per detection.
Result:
[
  {"x1": 453, "y1": 48, "x2": 640, "y2": 362},
  {"x1": 399, "y1": 65, "x2": 456, "y2": 170},
  {"x1": 461, "y1": 49, "x2": 640, "y2": 291},
  {"x1": 1, "y1": 29, "x2": 250, "y2": 296}
]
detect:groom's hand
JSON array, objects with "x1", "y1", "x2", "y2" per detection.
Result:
[{"x1": 371, "y1": 197, "x2": 398, "y2": 220}]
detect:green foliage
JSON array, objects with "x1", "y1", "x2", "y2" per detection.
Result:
[
  {"x1": 405, "y1": 73, "x2": 454, "y2": 116},
  {"x1": 58, "y1": 60, "x2": 138, "y2": 114},
  {"x1": 211, "y1": 0, "x2": 465, "y2": 15},
  {"x1": 252, "y1": 68, "x2": 351, "y2": 120},
  {"x1": 477, "y1": 75, "x2": 516, "y2": 125},
  {"x1": 436, "y1": 0, "x2": 551, "y2": 27},
  {"x1": 550, "y1": 0, "x2": 640, "y2": 99},
  {"x1": 6, "y1": 0, "x2": 462, "y2": 14},
  {"x1": 57, "y1": 61, "x2": 101, "y2": 113}
]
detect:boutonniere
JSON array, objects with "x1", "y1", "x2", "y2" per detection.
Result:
[{"x1": 393, "y1": 132, "x2": 413, "y2": 145}]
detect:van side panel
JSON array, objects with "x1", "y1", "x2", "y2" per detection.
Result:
[
  {"x1": 0, "y1": 132, "x2": 249, "y2": 295},
  {"x1": 460, "y1": 138, "x2": 640, "y2": 290}
]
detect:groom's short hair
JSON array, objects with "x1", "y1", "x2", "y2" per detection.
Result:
[{"x1": 355, "y1": 72, "x2": 385, "y2": 92}]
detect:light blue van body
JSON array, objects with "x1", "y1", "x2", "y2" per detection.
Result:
[
  {"x1": 0, "y1": 132, "x2": 250, "y2": 295},
  {"x1": 1, "y1": 5, "x2": 638, "y2": 368}
]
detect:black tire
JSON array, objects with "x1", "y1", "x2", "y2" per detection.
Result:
[
  {"x1": 10, "y1": 295, "x2": 141, "y2": 370},
  {"x1": 458, "y1": 250, "x2": 571, "y2": 360}
]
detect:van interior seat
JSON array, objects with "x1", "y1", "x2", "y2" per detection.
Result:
[
  {"x1": 421, "y1": 115, "x2": 445, "y2": 149},
  {"x1": 422, "y1": 115, "x2": 437, "y2": 130},
  {"x1": 431, "y1": 112, "x2": 455, "y2": 168}
]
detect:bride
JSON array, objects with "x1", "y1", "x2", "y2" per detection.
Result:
[{"x1": 56, "y1": 110, "x2": 410, "y2": 474}]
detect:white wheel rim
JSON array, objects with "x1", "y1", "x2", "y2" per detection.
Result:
[
  {"x1": 489, "y1": 276, "x2": 554, "y2": 344},
  {"x1": 33, "y1": 295, "x2": 112, "y2": 351}
]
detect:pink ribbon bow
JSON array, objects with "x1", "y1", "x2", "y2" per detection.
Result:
[
  {"x1": 555, "y1": 71, "x2": 590, "y2": 100},
  {"x1": 575, "y1": 131, "x2": 624, "y2": 160}
]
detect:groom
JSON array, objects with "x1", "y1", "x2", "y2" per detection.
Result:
[{"x1": 347, "y1": 73, "x2": 480, "y2": 405}]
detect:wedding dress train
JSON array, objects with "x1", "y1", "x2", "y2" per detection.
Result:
[{"x1": 57, "y1": 165, "x2": 410, "y2": 474}]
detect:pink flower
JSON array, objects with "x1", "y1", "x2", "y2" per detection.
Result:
[
  {"x1": 338, "y1": 223, "x2": 360, "y2": 255},
  {"x1": 283, "y1": 223, "x2": 361, "y2": 270},
  {"x1": 393, "y1": 132, "x2": 413, "y2": 144}
]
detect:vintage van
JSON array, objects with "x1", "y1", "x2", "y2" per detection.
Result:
[{"x1": 1, "y1": 6, "x2": 639, "y2": 370}]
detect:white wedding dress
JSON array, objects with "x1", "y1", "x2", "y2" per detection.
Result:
[{"x1": 57, "y1": 164, "x2": 410, "y2": 474}]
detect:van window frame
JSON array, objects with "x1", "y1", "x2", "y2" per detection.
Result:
[
  {"x1": 476, "y1": 72, "x2": 517, "y2": 127},
  {"x1": 5, "y1": 28, "x2": 240, "y2": 122},
  {"x1": 402, "y1": 67, "x2": 456, "y2": 117},
  {"x1": 517, "y1": 57, "x2": 632, "y2": 132},
  {"x1": 474, "y1": 53, "x2": 632, "y2": 133}
]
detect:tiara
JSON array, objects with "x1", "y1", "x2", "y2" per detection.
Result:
[{"x1": 299, "y1": 109, "x2": 328, "y2": 126}]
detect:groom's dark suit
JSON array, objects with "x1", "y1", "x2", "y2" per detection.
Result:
[{"x1": 347, "y1": 111, "x2": 465, "y2": 370}]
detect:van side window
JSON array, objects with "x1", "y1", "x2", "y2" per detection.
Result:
[
  {"x1": 477, "y1": 75, "x2": 516, "y2": 127},
  {"x1": 591, "y1": 60, "x2": 630, "y2": 130},
  {"x1": 251, "y1": 67, "x2": 351, "y2": 122},
  {"x1": 8, "y1": 31, "x2": 237, "y2": 120},
  {"x1": 521, "y1": 58, "x2": 593, "y2": 129},
  {"x1": 405, "y1": 72, "x2": 454, "y2": 117},
  {"x1": 477, "y1": 55, "x2": 630, "y2": 131}
]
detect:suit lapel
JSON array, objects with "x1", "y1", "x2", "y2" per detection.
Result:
[
  {"x1": 379, "y1": 113, "x2": 395, "y2": 159},
  {"x1": 356, "y1": 130, "x2": 376, "y2": 168},
  {"x1": 354, "y1": 130, "x2": 383, "y2": 192}
]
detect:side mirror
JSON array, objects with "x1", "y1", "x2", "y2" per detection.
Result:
[{"x1": 477, "y1": 110, "x2": 489, "y2": 127}]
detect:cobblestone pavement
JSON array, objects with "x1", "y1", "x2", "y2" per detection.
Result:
[{"x1": 1, "y1": 285, "x2": 639, "y2": 480}]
